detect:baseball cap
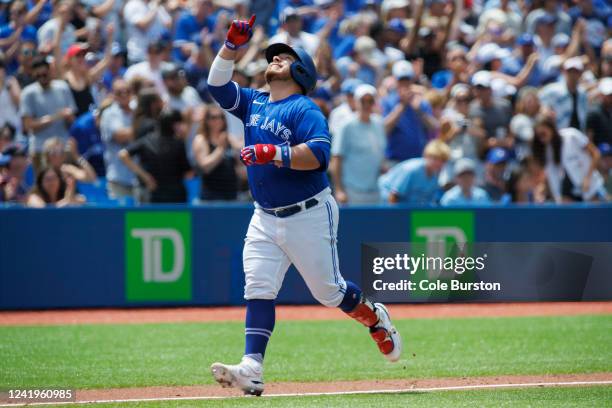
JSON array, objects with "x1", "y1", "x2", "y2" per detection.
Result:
[
  {"x1": 476, "y1": 43, "x2": 498, "y2": 64},
  {"x1": 536, "y1": 13, "x2": 557, "y2": 26},
  {"x1": 280, "y1": 6, "x2": 299, "y2": 23},
  {"x1": 517, "y1": 33, "x2": 534, "y2": 46},
  {"x1": 563, "y1": 56, "x2": 584, "y2": 71},
  {"x1": 454, "y1": 158, "x2": 476, "y2": 175},
  {"x1": 471, "y1": 70, "x2": 492, "y2": 88},
  {"x1": 387, "y1": 18, "x2": 407, "y2": 35},
  {"x1": 598, "y1": 142, "x2": 612, "y2": 156},
  {"x1": 354, "y1": 84, "x2": 377, "y2": 100},
  {"x1": 381, "y1": 0, "x2": 410, "y2": 13},
  {"x1": 486, "y1": 147, "x2": 509, "y2": 164},
  {"x1": 552, "y1": 33, "x2": 570, "y2": 48},
  {"x1": 65, "y1": 43, "x2": 89, "y2": 59},
  {"x1": 340, "y1": 78, "x2": 364, "y2": 95},
  {"x1": 392, "y1": 60, "x2": 414, "y2": 80},
  {"x1": 314, "y1": 0, "x2": 334, "y2": 7},
  {"x1": 161, "y1": 63, "x2": 185, "y2": 79},
  {"x1": 111, "y1": 42, "x2": 125, "y2": 56},
  {"x1": 598, "y1": 77, "x2": 612, "y2": 96},
  {"x1": 450, "y1": 83, "x2": 470, "y2": 98}
]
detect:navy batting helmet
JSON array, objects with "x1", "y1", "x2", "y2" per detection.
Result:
[{"x1": 265, "y1": 43, "x2": 317, "y2": 95}]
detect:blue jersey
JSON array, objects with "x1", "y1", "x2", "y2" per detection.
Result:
[{"x1": 210, "y1": 82, "x2": 331, "y2": 208}]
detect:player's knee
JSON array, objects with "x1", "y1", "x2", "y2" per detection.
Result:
[
  {"x1": 244, "y1": 282, "x2": 278, "y2": 301},
  {"x1": 312, "y1": 284, "x2": 346, "y2": 308}
]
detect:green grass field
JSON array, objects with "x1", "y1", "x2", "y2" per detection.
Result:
[{"x1": 1, "y1": 314, "x2": 611, "y2": 406}]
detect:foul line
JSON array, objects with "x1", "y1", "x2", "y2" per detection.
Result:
[{"x1": 1, "y1": 380, "x2": 611, "y2": 406}]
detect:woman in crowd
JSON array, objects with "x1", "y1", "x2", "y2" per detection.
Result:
[
  {"x1": 509, "y1": 87, "x2": 540, "y2": 161},
  {"x1": 132, "y1": 87, "x2": 164, "y2": 139},
  {"x1": 42, "y1": 137, "x2": 96, "y2": 183},
  {"x1": 54, "y1": 24, "x2": 115, "y2": 116},
  {"x1": 119, "y1": 109, "x2": 192, "y2": 203},
  {"x1": 26, "y1": 166, "x2": 85, "y2": 207},
  {"x1": 192, "y1": 105, "x2": 240, "y2": 201},
  {"x1": 532, "y1": 116, "x2": 605, "y2": 203}
]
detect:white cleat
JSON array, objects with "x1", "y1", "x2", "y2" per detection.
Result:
[
  {"x1": 210, "y1": 356, "x2": 264, "y2": 396},
  {"x1": 371, "y1": 303, "x2": 402, "y2": 362}
]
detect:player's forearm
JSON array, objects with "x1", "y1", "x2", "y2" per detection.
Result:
[{"x1": 287, "y1": 144, "x2": 324, "y2": 171}]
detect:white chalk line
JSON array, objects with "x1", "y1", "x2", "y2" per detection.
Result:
[{"x1": 1, "y1": 380, "x2": 611, "y2": 407}]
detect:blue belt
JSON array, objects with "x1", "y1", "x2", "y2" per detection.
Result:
[{"x1": 261, "y1": 198, "x2": 319, "y2": 218}]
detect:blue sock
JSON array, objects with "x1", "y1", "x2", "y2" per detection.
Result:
[
  {"x1": 338, "y1": 281, "x2": 362, "y2": 313},
  {"x1": 244, "y1": 299, "x2": 275, "y2": 363}
]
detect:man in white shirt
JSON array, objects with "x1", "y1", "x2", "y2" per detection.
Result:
[
  {"x1": 268, "y1": 7, "x2": 319, "y2": 57},
  {"x1": 123, "y1": 0, "x2": 171, "y2": 63},
  {"x1": 124, "y1": 42, "x2": 172, "y2": 96}
]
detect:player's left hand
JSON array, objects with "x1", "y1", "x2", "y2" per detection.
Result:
[{"x1": 240, "y1": 144, "x2": 276, "y2": 166}]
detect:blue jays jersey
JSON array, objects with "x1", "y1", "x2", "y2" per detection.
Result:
[{"x1": 210, "y1": 81, "x2": 331, "y2": 208}]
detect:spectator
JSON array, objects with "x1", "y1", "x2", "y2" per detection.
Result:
[
  {"x1": 81, "y1": 0, "x2": 124, "y2": 43},
  {"x1": 0, "y1": 53, "x2": 21, "y2": 138},
  {"x1": 100, "y1": 79, "x2": 137, "y2": 200},
  {"x1": 330, "y1": 84, "x2": 386, "y2": 204},
  {"x1": 526, "y1": 3, "x2": 572, "y2": 36},
  {"x1": 328, "y1": 78, "x2": 361, "y2": 138},
  {"x1": 269, "y1": 7, "x2": 319, "y2": 57},
  {"x1": 37, "y1": 0, "x2": 76, "y2": 54},
  {"x1": 440, "y1": 158, "x2": 490, "y2": 206},
  {"x1": 119, "y1": 109, "x2": 191, "y2": 203},
  {"x1": 123, "y1": 0, "x2": 171, "y2": 64},
  {"x1": 56, "y1": 31, "x2": 113, "y2": 116},
  {"x1": 440, "y1": 84, "x2": 482, "y2": 164},
  {"x1": 532, "y1": 116, "x2": 605, "y2": 202},
  {"x1": 26, "y1": 165, "x2": 85, "y2": 207},
  {"x1": 0, "y1": 124, "x2": 15, "y2": 152},
  {"x1": 379, "y1": 139, "x2": 450, "y2": 204},
  {"x1": 383, "y1": 60, "x2": 437, "y2": 164},
  {"x1": 482, "y1": 147, "x2": 509, "y2": 202},
  {"x1": 161, "y1": 63, "x2": 202, "y2": 113},
  {"x1": 14, "y1": 39, "x2": 38, "y2": 88},
  {"x1": 173, "y1": 0, "x2": 215, "y2": 63},
  {"x1": 601, "y1": 39, "x2": 612, "y2": 77},
  {"x1": 469, "y1": 70, "x2": 512, "y2": 149},
  {"x1": 504, "y1": 164, "x2": 537, "y2": 204},
  {"x1": 20, "y1": 56, "x2": 77, "y2": 173},
  {"x1": 124, "y1": 42, "x2": 172, "y2": 96},
  {"x1": 41, "y1": 137, "x2": 97, "y2": 183},
  {"x1": 598, "y1": 143, "x2": 612, "y2": 198},
  {"x1": 69, "y1": 100, "x2": 108, "y2": 177},
  {"x1": 132, "y1": 86, "x2": 163, "y2": 139},
  {"x1": 510, "y1": 87, "x2": 541, "y2": 160},
  {"x1": 192, "y1": 105, "x2": 240, "y2": 201},
  {"x1": 0, "y1": 143, "x2": 30, "y2": 203},
  {"x1": 586, "y1": 77, "x2": 612, "y2": 146},
  {"x1": 539, "y1": 57, "x2": 588, "y2": 131},
  {"x1": 101, "y1": 43, "x2": 127, "y2": 92},
  {"x1": 0, "y1": 0, "x2": 38, "y2": 72}
]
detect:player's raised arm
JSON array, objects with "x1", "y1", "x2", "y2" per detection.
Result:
[{"x1": 207, "y1": 15, "x2": 256, "y2": 108}]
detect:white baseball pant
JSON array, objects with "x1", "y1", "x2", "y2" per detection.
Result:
[{"x1": 242, "y1": 187, "x2": 347, "y2": 307}]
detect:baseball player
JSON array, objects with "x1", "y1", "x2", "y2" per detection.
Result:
[{"x1": 207, "y1": 15, "x2": 402, "y2": 396}]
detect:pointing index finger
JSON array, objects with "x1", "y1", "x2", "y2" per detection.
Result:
[{"x1": 248, "y1": 14, "x2": 256, "y2": 27}]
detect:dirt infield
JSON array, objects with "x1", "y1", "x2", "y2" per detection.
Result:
[
  {"x1": 0, "y1": 302, "x2": 611, "y2": 326},
  {"x1": 0, "y1": 373, "x2": 605, "y2": 404}
]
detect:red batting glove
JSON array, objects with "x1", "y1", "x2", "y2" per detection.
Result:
[
  {"x1": 225, "y1": 15, "x2": 256, "y2": 50},
  {"x1": 240, "y1": 144, "x2": 276, "y2": 166}
]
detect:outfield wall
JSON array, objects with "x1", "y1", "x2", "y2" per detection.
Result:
[{"x1": 1, "y1": 205, "x2": 611, "y2": 309}]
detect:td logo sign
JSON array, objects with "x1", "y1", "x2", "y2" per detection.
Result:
[
  {"x1": 411, "y1": 210, "x2": 474, "y2": 278},
  {"x1": 125, "y1": 212, "x2": 192, "y2": 301}
]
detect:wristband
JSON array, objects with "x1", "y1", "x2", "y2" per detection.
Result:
[
  {"x1": 273, "y1": 144, "x2": 291, "y2": 168},
  {"x1": 224, "y1": 40, "x2": 238, "y2": 50}
]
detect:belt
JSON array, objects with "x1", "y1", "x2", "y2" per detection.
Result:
[{"x1": 261, "y1": 198, "x2": 319, "y2": 218}]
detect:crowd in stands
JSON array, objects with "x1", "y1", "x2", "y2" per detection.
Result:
[{"x1": 0, "y1": 0, "x2": 611, "y2": 207}]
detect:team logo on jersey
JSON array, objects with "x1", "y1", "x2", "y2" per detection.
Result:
[{"x1": 246, "y1": 114, "x2": 292, "y2": 141}]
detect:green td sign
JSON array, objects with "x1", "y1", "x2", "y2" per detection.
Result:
[{"x1": 125, "y1": 211, "x2": 192, "y2": 301}]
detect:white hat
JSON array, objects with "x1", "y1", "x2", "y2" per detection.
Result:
[
  {"x1": 450, "y1": 83, "x2": 470, "y2": 98},
  {"x1": 354, "y1": 36, "x2": 376, "y2": 55},
  {"x1": 471, "y1": 70, "x2": 492, "y2": 88},
  {"x1": 599, "y1": 77, "x2": 612, "y2": 96},
  {"x1": 477, "y1": 43, "x2": 501, "y2": 64},
  {"x1": 454, "y1": 158, "x2": 476, "y2": 175},
  {"x1": 563, "y1": 56, "x2": 584, "y2": 71},
  {"x1": 392, "y1": 60, "x2": 414, "y2": 80},
  {"x1": 354, "y1": 84, "x2": 377, "y2": 100},
  {"x1": 381, "y1": 0, "x2": 410, "y2": 13}
]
